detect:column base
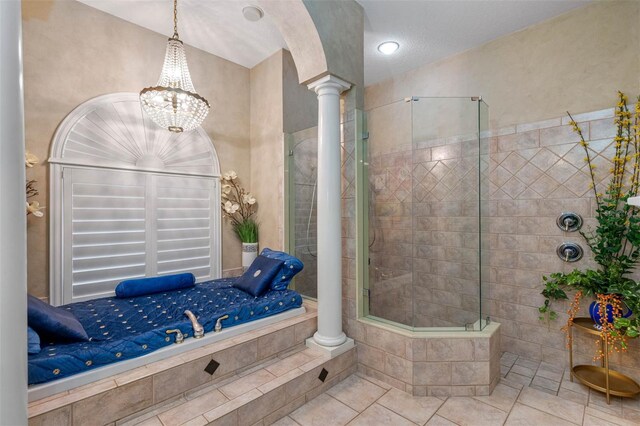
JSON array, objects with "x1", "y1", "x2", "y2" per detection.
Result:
[{"x1": 306, "y1": 337, "x2": 355, "y2": 358}]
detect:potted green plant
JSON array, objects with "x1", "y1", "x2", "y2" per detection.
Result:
[
  {"x1": 540, "y1": 91, "x2": 640, "y2": 356},
  {"x1": 220, "y1": 170, "x2": 259, "y2": 270}
]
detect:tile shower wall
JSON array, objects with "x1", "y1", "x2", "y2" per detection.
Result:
[
  {"x1": 484, "y1": 107, "x2": 640, "y2": 384},
  {"x1": 368, "y1": 139, "x2": 481, "y2": 327},
  {"x1": 346, "y1": 105, "x2": 640, "y2": 393},
  {"x1": 341, "y1": 107, "x2": 360, "y2": 336},
  {"x1": 340, "y1": 107, "x2": 501, "y2": 397},
  {"x1": 477, "y1": 107, "x2": 640, "y2": 385}
]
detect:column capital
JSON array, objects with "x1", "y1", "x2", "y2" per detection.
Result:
[{"x1": 307, "y1": 74, "x2": 351, "y2": 95}]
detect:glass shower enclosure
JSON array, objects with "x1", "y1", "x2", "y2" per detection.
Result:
[
  {"x1": 285, "y1": 128, "x2": 319, "y2": 299},
  {"x1": 362, "y1": 96, "x2": 489, "y2": 331}
]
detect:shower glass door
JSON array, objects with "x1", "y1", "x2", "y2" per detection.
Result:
[
  {"x1": 364, "y1": 96, "x2": 489, "y2": 331},
  {"x1": 286, "y1": 129, "x2": 318, "y2": 299}
]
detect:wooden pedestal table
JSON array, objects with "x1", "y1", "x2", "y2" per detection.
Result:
[{"x1": 569, "y1": 317, "x2": 640, "y2": 404}]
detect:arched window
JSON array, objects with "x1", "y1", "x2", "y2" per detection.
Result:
[{"x1": 49, "y1": 93, "x2": 221, "y2": 305}]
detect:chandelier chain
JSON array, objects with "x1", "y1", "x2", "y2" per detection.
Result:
[{"x1": 173, "y1": 0, "x2": 179, "y2": 39}]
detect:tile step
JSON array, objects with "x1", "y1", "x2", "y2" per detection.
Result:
[{"x1": 119, "y1": 346, "x2": 357, "y2": 426}]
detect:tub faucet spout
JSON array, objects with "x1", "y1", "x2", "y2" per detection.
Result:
[
  {"x1": 184, "y1": 310, "x2": 204, "y2": 338},
  {"x1": 215, "y1": 315, "x2": 229, "y2": 333},
  {"x1": 166, "y1": 329, "x2": 184, "y2": 344}
]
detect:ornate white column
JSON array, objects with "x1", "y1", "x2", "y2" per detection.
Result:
[
  {"x1": 306, "y1": 75, "x2": 354, "y2": 355},
  {"x1": 0, "y1": 0, "x2": 27, "y2": 423}
]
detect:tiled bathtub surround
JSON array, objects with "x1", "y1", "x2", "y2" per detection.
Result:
[{"x1": 28, "y1": 302, "x2": 320, "y2": 425}]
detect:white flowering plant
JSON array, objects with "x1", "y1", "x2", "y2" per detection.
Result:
[
  {"x1": 221, "y1": 171, "x2": 258, "y2": 243},
  {"x1": 25, "y1": 150, "x2": 44, "y2": 218}
]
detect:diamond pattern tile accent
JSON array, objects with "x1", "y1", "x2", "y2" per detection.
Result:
[
  {"x1": 441, "y1": 169, "x2": 460, "y2": 189},
  {"x1": 501, "y1": 152, "x2": 527, "y2": 174},
  {"x1": 518, "y1": 187, "x2": 543, "y2": 199},
  {"x1": 530, "y1": 174, "x2": 560, "y2": 198},
  {"x1": 421, "y1": 173, "x2": 439, "y2": 192},
  {"x1": 413, "y1": 164, "x2": 429, "y2": 181},
  {"x1": 563, "y1": 145, "x2": 587, "y2": 167},
  {"x1": 587, "y1": 138, "x2": 612, "y2": 153},
  {"x1": 530, "y1": 149, "x2": 560, "y2": 171},
  {"x1": 519, "y1": 148, "x2": 540, "y2": 160},
  {"x1": 516, "y1": 163, "x2": 543, "y2": 186},
  {"x1": 431, "y1": 182, "x2": 450, "y2": 201},
  {"x1": 491, "y1": 165, "x2": 513, "y2": 187},
  {"x1": 547, "y1": 143, "x2": 574, "y2": 158},
  {"x1": 546, "y1": 159, "x2": 578, "y2": 184},
  {"x1": 564, "y1": 171, "x2": 592, "y2": 197},
  {"x1": 395, "y1": 188, "x2": 410, "y2": 202},
  {"x1": 413, "y1": 184, "x2": 429, "y2": 202},
  {"x1": 501, "y1": 177, "x2": 527, "y2": 199},
  {"x1": 430, "y1": 162, "x2": 449, "y2": 180}
]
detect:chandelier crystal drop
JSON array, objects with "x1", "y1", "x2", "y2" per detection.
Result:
[{"x1": 140, "y1": 0, "x2": 210, "y2": 133}]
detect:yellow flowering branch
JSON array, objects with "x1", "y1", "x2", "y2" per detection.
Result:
[{"x1": 567, "y1": 112, "x2": 599, "y2": 204}]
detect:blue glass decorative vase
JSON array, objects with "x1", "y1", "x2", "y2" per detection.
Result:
[{"x1": 589, "y1": 298, "x2": 632, "y2": 330}]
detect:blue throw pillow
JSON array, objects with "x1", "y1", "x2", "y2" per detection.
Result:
[
  {"x1": 27, "y1": 326, "x2": 41, "y2": 355},
  {"x1": 27, "y1": 294, "x2": 89, "y2": 342},
  {"x1": 260, "y1": 248, "x2": 304, "y2": 291},
  {"x1": 234, "y1": 255, "x2": 284, "y2": 297},
  {"x1": 115, "y1": 273, "x2": 196, "y2": 298}
]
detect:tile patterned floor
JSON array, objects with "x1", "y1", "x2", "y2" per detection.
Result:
[{"x1": 275, "y1": 352, "x2": 640, "y2": 426}]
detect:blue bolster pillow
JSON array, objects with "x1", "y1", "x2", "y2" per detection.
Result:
[
  {"x1": 27, "y1": 294, "x2": 89, "y2": 342},
  {"x1": 260, "y1": 248, "x2": 304, "y2": 291},
  {"x1": 28, "y1": 326, "x2": 41, "y2": 355},
  {"x1": 115, "y1": 273, "x2": 196, "y2": 298}
]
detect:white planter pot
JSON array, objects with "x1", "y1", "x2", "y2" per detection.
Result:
[{"x1": 242, "y1": 242, "x2": 258, "y2": 270}]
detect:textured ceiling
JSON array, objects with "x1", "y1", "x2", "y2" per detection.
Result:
[
  {"x1": 79, "y1": 0, "x2": 590, "y2": 86},
  {"x1": 359, "y1": 0, "x2": 591, "y2": 85},
  {"x1": 77, "y1": 0, "x2": 287, "y2": 69}
]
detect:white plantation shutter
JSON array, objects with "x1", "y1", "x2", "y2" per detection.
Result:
[
  {"x1": 61, "y1": 168, "x2": 219, "y2": 303},
  {"x1": 155, "y1": 175, "x2": 216, "y2": 280},
  {"x1": 50, "y1": 93, "x2": 221, "y2": 305},
  {"x1": 65, "y1": 168, "x2": 147, "y2": 301}
]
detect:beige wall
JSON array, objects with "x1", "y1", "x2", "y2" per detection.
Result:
[
  {"x1": 22, "y1": 0, "x2": 251, "y2": 297},
  {"x1": 365, "y1": 1, "x2": 640, "y2": 130},
  {"x1": 250, "y1": 52, "x2": 285, "y2": 252},
  {"x1": 283, "y1": 50, "x2": 318, "y2": 134},
  {"x1": 250, "y1": 49, "x2": 317, "y2": 252}
]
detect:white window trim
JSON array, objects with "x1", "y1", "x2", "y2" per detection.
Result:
[{"x1": 49, "y1": 93, "x2": 221, "y2": 306}]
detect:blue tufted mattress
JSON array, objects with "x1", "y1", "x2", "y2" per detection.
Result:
[{"x1": 28, "y1": 278, "x2": 303, "y2": 385}]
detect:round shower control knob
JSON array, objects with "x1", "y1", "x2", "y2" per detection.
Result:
[
  {"x1": 556, "y1": 212, "x2": 583, "y2": 232},
  {"x1": 556, "y1": 242, "x2": 583, "y2": 262}
]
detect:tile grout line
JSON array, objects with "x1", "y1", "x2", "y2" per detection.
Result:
[
  {"x1": 502, "y1": 378, "x2": 524, "y2": 425},
  {"x1": 354, "y1": 373, "x2": 447, "y2": 426},
  {"x1": 355, "y1": 387, "x2": 421, "y2": 425},
  {"x1": 324, "y1": 393, "x2": 359, "y2": 425}
]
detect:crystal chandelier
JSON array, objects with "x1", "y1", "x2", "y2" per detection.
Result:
[{"x1": 140, "y1": 0, "x2": 210, "y2": 133}]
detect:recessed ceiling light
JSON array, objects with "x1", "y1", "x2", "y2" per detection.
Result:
[
  {"x1": 377, "y1": 41, "x2": 399, "y2": 55},
  {"x1": 243, "y1": 5, "x2": 264, "y2": 22}
]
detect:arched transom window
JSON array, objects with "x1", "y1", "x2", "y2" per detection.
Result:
[{"x1": 49, "y1": 93, "x2": 221, "y2": 305}]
